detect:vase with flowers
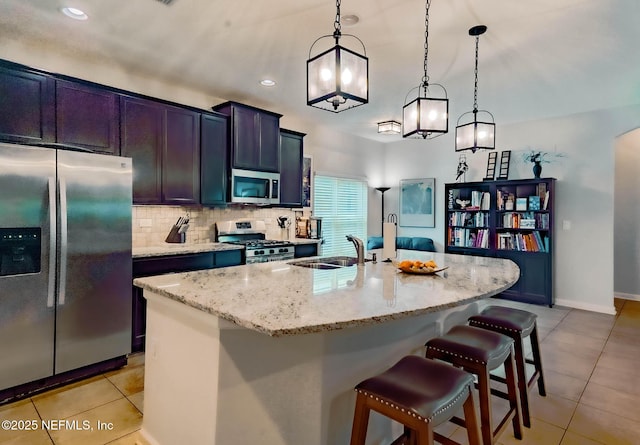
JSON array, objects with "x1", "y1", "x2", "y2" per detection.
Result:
[{"x1": 522, "y1": 150, "x2": 565, "y2": 179}]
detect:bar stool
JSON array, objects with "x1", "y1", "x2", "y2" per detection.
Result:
[
  {"x1": 350, "y1": 355, "x2": 482, "y2": 445},
  {"x1": 468, "y1": 306, "x2": 546, "y2": 428},
  {"x1": 425, "y1": 325, "x2": 523, "y2": 445}
]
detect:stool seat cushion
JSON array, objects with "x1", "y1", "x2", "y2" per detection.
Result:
[
  {"x1": 355, "y1": 355, "x2": 474, "y2": 426},
  {"x1": 426, "y1": 325, "x2": 513, "y2": 370},
  {"x1": 469, "y1": 306, "x2": 537, "y2": 337}
]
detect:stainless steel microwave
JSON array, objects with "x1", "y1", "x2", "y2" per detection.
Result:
[{"x1": 230, "y1": 168, "x2": 280, "y2": 205}]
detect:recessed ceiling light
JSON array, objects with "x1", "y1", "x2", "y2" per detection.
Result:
[
  {"x1": 61, "y1": 7, "x2": 88, "y2": 20},
  {"x1": 260, "y1": 79, "x2": 276, "y2": 87}
]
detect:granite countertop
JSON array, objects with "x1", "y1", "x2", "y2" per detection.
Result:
[
  {"x1": 288, "y1": 238, "x2": 322, "y2": 245},
  {"x1": 134, "y1": 252, "x2": 519, "y2": 337},
  {"x1": 132, "y1": 242, "x2": 243, "y2": 258},
  {"x1": 132, "y1": 238, "x2": 320, "y2": 259}
]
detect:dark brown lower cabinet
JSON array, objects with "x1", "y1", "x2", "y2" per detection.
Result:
[
  {"x1": 131, "y1": 250, "x2": 243, "y2": 352},
  {"x1": 294, "y1": 243, "x2": 318, "y2": 258}
]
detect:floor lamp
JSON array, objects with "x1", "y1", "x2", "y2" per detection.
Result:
[{"x1": 375, "y1": 187, "x2": 390, "y2": 234}]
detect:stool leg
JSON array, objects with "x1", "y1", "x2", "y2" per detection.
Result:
[
  {"x1": 350, "y1": 393, "x2": 370, "y2": 445},
  {"x1": 462, "y1": 388, "x2": 482, "y2": 445},
  {"x1": 476, "y1": 367, "x2": 494, "y2": 445},
  {"x1": 530, "y1": 325, "x2": 546, "y2": 396},
  {"x1": 414, "y1": 423, "x2": 433, "y2": 445},
  {"x1": 512, "y1": 336, "x2": 531, "y2": 428},
  {"x1": 504, "y1": 351, "x2": 523, "y2": 440}
]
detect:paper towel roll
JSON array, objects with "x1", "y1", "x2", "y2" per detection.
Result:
[{"x1": 382, "y1": 222, "x2": 397, "y2": 261}]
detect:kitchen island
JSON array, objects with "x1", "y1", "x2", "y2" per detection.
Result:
[{"x1": 134, "y1": 252, "x2": 519, "y2": 445}]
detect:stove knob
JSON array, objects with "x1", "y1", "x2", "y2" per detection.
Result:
[{"x1": 269, "y1": 249, "x2": 275, "y2": 254}]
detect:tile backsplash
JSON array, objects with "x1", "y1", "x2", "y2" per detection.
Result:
[{"x1": 132, "y1": 205, "x2": 304, "y2": 247}]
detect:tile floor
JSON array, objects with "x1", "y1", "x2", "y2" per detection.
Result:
[
  {"x1": 1, "y1": 298, "x2": 639, "y2": 444},
  {"x1": 0, "y1": 353, "x2": 147, "y2": 445}
]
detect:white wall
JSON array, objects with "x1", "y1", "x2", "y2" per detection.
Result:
[
  {"x1": 614, "y1": 127, "x2": 640, "y2": 300},
  {"x1": 381, "y1": 104, "x2": 640, "y2": 314}
]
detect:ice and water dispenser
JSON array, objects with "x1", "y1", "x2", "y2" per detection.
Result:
[{"x1": 0, "y1": 228, "x2": 41, "y2": 276}]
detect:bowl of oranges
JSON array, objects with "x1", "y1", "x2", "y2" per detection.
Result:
[{"x1": 394, "y1": 259, "x2": 448, "y2": 275}]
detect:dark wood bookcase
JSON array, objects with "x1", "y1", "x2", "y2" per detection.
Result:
[{"x1": 444, "y1": 178, "x2": 556, "y2": 306}]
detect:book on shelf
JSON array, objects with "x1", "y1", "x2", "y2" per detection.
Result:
[
  {"x1": 528, "y1": 195, "x2": 541, "y2": 210},
  {"x1": 516, "y1": 197, "x2": 528, "y2": 211},
  {"x1": 496, "y1": 231, "x2": 547, "y2": 252},
  {"x1": 543, "y1": 191, "x2": 550, "y2": 210},
  {"x1": 535, "y1": 213, "x2": 549, "y2": 229},
  {"x1": 536, "y1": 182, "x2": 547, "y2": 201},
  {"x1": 480, "y1": 192, "x2": 490, "y2": 210},
  {"x1": 520, "y1": 218, "x2": 536, "y2": 229},
  {"x1": 449, "y1": 227, "x2": 489, "y2": 248}
]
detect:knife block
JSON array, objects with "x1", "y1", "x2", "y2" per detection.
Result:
[{"x1": 165, "y1": 225, "x2": 186, "y2": 243}]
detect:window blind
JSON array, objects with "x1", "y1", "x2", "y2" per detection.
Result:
[{"x1": 313, "y1": 175, "x2": 368, "y2": 257}]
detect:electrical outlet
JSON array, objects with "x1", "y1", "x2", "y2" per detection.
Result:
[
  {"x1": 562, "y1": 220, "x2": 571, "y2": 230},
  {"x1": 139, "y1": 219, "x2": 153, "y2": 227}
]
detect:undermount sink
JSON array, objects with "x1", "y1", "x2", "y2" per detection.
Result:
[{"x1": 289, "y1": 256, "x2": 363, "y2": 269}]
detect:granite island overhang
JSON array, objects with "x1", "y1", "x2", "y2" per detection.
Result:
[{"x1": 134, "y1": 252, "x2": 519, "y2": 445}]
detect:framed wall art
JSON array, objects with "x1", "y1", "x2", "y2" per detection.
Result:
[{"x1": 400, "y1": 178, "x2": 435, "y2": 227}]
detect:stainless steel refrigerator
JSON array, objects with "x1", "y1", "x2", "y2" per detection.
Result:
[{"x1": 0, "y1": 142, "x2": 132, "y2": 391}]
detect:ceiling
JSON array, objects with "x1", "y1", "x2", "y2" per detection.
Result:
[{"x1": 0, "y1": 0, "x2": 638, "y2": 142}]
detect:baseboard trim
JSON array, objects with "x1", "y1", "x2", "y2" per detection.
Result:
[
  {"x1": 554, "y1": 297, "x2": 617, "y2": 315},
  {"x1": 614, "y1": 292, "x2": 640, "y2": 302}
]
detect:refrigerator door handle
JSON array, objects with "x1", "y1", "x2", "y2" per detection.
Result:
[
  {"x1": 47, "y1": 176, "x2": 56, "y2": 308},
  {"x1": 58, "y1": 177, "x2": 67, "y2": 306}
]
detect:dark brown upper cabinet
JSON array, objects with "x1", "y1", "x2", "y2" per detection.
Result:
[
  {"x1": 56, "y1": 79, "x2": 120, "y2": 154},
  {"x1": 121, "y1": 96, "x2": 200, "y2": 205},
  {"x1": 0, "y1": 65, "x2": 55, "y2": 144},
  {"x1": 213, "y1": 101, "x2": 282, "y2": 173},
  {"x1": 162, "y1": 106, "x2": 200, "y2": 204},
  {"x1": 279, "y1": 129, "x2": 305, "y2": 207},
  {"x1": 121, "y1": 96, "x2": 163, "y2": 204},
  {"x1": 200, "y1": 113, "x2": 229, "y2": 206}
]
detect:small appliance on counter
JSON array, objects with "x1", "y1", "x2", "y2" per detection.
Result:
[
  {"x1": 277, "y1": 215, "x2": 291, "y2": 240},
  {"x1": 309, "y1": 217, "x2": 322, "y2": 239},
  {"x1": 216, "y1": 219, "x2": 294, "y2": 264},
  {"x1": 295, "y1": 216, "x2": 309, "y2": 238},
  {"x1": 165, "y1": 215, "x2": 190, "y2": 243}
]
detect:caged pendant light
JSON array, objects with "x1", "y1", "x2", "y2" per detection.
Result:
[
  {"x1": 455, "y1": 25, "x2": 495, "y2": 153},
  {"x1": 402, "y1": 0, "x2": 448, "y2": 139},
  {"x1": 306, "y1": 0, "x2": 369, "y2": 113}
]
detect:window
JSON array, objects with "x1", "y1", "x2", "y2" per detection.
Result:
[{"x1": 313, "y1": 174, "x2": 368, "y2": 256}]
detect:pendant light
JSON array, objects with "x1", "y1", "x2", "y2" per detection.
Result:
[
  {"x1": 455, "y1": 25, "x2": 495, "y2": 153},
  {"x1": 307, "y1": 0, "x2": 368, "y2": 113},
  {"x1": 402, "y1": 0, "x2": 448, "y2": 139}
]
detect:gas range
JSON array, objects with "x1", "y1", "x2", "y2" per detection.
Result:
[
  {"x1": 232, "y1": 240, "x2": 295, "y2": 264},
  {"x1": 216, "y1": 220, "x2": 295, "y2": 264}
]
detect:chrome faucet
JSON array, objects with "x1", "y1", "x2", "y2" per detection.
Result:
[{"x1": 346, "y1": 235, "x2": 365, "y2": 265}]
